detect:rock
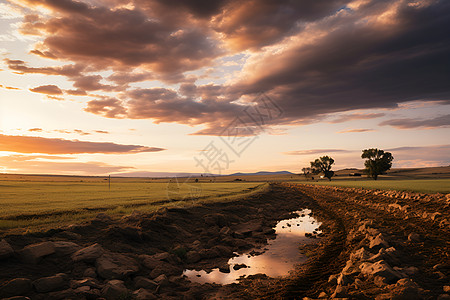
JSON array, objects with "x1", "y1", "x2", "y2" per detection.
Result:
[
  {"x1": 152, "y1": 252, "x2": 170, "y2": 261},
  {"x1": 444, "y1": 286, "x2": 450, "y2": 293},
  {"x1": 18, "y1": 242, "x2": 55, "y2": 264},
  {"x1": 403, "y1": 266, "x2": 419, "y2": 276},
  {"x1": 154, "y1": 274, "x2": 169, "y2": 287},
  {"x1": 318, "y1": 291, "x2": 328, "y2": 298},
  {"x1": 408, "y1": 233, "x2": 422, "y2": 242},
  {"x1": 341, "y1": 259, "x2": 358, "y2": 275},
  {"x1": 360, "y1": 260, "x2": 403, "y2": 283},
  {"x1": 33, "y1": 273, "x2": 67, "y2": 293},
  {"x1": 55, "y1": 231, "x2": 82, "y2": 240},
  {"x1": 337, "y1": 273, "x2": 352, "y2": 286},
  {"x1": 0, "y1": 239, "x2": 14, "y2": 260},
  {"x1": 350, "y1": 248, "x2": 372, "y2": 262},
  {"x1": 328, "y1": 274, "x2": 338, "y2": 285},
  {"x1": 71, "y1": 243, "x2": 104, "y2": 262},
  {"x1": 2, "y1": 297, "x2": 31, "y2": 300},
  {"x1": 101, "y1": 280, "x2": 128, "y2": 300},
  {"x1": 53, "y1": 241, "x2": 81, "y2": 256},
  {"x1": 0, "y1": 278, "x2": 32, "y2": 298},
  {"x1": 438, "y1": 294, "x2": 450, "y2": 300},
  {"x1": 331, "y1": 285, "x2": 347, "y2": 298},
  {"x1": 47, "y1": 288, "x2": 78, "y2": 299},
  {"x1": 70, "y1": 278, "x2": 102, "y2": 289},
  {"x1": 369, "y1": 233, "x2": 389, "y2": 250},
  {"x1": 96, "y1": 252, "x2": 140, "y2": 279},
  {"x1": 134, "y1": 276, "x2": 158, "y2": 290},
  {"x1": 83, "y1": 267, "x2": 97, "y2": 278},
  {"x1": 373, "y1": 275, "x2": 388, "y2": 287},
  {"x1": 149, "y1": 262, "x2": 181, "y2": 278},
  {"x1": 133, "y1": 288, "x2": 157, "y2": 300},
  {"x1": 186, "y1": 250, "x2": 201, "y2": 263}
]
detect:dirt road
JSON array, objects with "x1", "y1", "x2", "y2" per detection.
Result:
[{"x1": 0, "y1": 183, "x2": 449, "y2": 299}]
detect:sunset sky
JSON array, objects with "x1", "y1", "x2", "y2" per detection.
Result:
[{"x1": 0, "y1": 0, "x2": 449, "y2": 176}]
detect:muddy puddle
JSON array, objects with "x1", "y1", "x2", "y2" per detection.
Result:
[{"x1": 183, "y1": 209, "x2": 321, "y2": 285}]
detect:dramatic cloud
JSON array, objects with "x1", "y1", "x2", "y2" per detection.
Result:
[
  {"x1": 5, "y1": 0, "x2": 450, "y2": 135},
  {"x1": 29, "y1": 84, "x2": 63, "y2": 95},
  {"x1": 379, "y1": 114, "x2": 450, "y2": 129},
  {"x1": 337, "y1": 128, "x2": 375, "y2": 133},
  {"x1": 0, "y1": 134, "x2": 166, "y2": 154}
]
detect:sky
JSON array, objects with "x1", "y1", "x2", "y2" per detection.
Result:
[{"x1": 0, "y1": 0, "x2": 449, "y2": 176}]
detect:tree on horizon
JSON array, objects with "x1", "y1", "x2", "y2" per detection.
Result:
[
  {"x1": 361, "y1": 148, "x2": 394, "y2": 180},
  {"x1": 310, "y1": 156, "x2": 335, "y2": 181}
]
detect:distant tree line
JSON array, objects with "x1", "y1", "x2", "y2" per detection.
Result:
[{"x1": 302, "y1": 148, "x2": 393, "y2": 181}]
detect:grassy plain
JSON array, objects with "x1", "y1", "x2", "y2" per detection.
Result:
[
  {"x1": 0, "y1": 176, "x2": 266, "y2": 234},
  {"x1": 292, "y1": 178, "x2": 450, "y2": 193},
  {"x1": 1, "y1": 166, "x2": 449, "y2": 235}
]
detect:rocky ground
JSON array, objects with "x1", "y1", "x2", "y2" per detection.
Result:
[{"x1": 0, "y1": 183, "x2": 449, "y2": 299}]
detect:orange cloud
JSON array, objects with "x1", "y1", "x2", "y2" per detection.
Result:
[
  {"x1": 337, "y1": 129, "x2": 375, "y2": 133},
  {"x1": 0, "y1": 134, "x2": 166, "y2": 154},
  {"x1": 29, "y1": 85, "x2": 63, "y2": 95}
]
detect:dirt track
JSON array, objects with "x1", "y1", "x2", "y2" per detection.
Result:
[{"x1": 0, "y1": 183, "x2": 449, "y2": 299}]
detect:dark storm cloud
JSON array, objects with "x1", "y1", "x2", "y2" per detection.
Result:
[
  {"x1": 231, "y1": 0, "x2": 450, "y2": 125},
  {"x1": 379, "y1": 114, "x2": 450, "y2": 129},
  {"x1": 16, "y1": 0, "x2": 222, "y2": 74},
  {"x1": 0, "y1": 134, "x2": 166, "y2": 154},
  {"x1": 7, "y1": 0, "x2": 450, "y2": 135}
]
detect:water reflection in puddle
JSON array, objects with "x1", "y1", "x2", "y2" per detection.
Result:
[{"x1": 183, "y1": 209, "x2": 321, "y2": 284}]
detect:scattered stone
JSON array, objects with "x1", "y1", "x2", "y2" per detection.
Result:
[
  {"x1": 83, "y1": 267, "x2": 97, "y2": 278},
  {"x1": 186, "y1": 250, "x2": 201, "y2": 263},
  {"x1": 18, "y1": 241, "x2": 55, "y2": 264},
  {"x1": 101, "y1": 280, "x2": 128, "y2": 300},
  {"x1": 152, "y1": 252, "x2": 170, "y2": 261},
  {"x1": 360, "y1": 260, "x2": 403, "y2": 283},
  {"x1": 0, "y1": 278, "x2": 32, "y2": 298},
  {"x1": 33, "y1": 273, "x2": 67, "y2": 293},
  {"x1": 70, "y1": 278, "x2": 102, "y2": 289},
  {"x1": 71, "y1": 243, "x2": 104, "y2": 262},
  {"x1": 331, "y1": 285, "x2": 347, "y2": 298},
  {"x1": 55, "y1": 231, "x2": 82, "y2": 240},
  {"x1": 133, "y1": 288, "x2": 157, "y2": 300},
  {"x1": 369, "y1": 233, "x2": 389, "y2": 249},
  {"x1": 154, "y1": 274, "x2": 169, "y2": 287},
  {"x1": 408, "y1": 233, "x2": 422, "y2": 242},
  {"x1": 350, "y1": 247, "x2": 372, "y2": 262},
  {"x1": 328, "y1": 274, "x2": 338, "y2": 285},
  {"x1": 0, "y1": 239, "x2": 14, "y2": 260},
  {"x1": 134, "y1": 276, "x2": 158, "y2": 290},
  {"x1": 96, "y1": 252, "x2": 139, "y2": 279},
  {"x1": 53, "y1": 241, "x2": 81, "y2": 256}
]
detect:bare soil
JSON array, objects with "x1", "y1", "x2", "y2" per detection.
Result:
[{"x1": 0, "y1": 183, "x2": 449, "y2": 299}]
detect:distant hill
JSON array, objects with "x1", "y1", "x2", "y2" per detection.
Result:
[{"x1": 229, "y1": 171, "x2": 294, "y2": 176}]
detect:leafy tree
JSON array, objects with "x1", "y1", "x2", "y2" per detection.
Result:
[
  {"x1": 310, "y1": 156, "x2": 335, "y2": 181},
  {"x1": 361, "y1": 148, "x2": 394, "y2": 180},
  {"x1": 301, "y1": 167, "x2": 311, "y2": 177}
]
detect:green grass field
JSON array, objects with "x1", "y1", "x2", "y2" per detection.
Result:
[
  {"x1": 0, "y1": 179, "x2": 267, "y2": 234},
  {"x1": 293, "y1": 178, "x2": 450, "y2": 193}
]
